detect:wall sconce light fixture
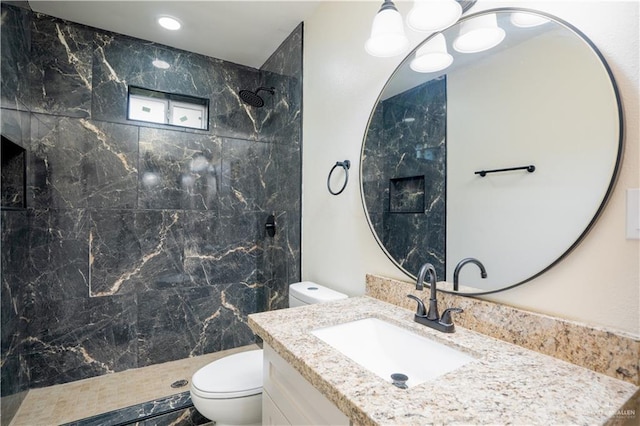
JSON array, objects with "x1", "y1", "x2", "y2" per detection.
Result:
[
  {"x1": 365, "y1": 0, "x2": 410, "y2": 57},
  {"x1": 406, "y1": 0, "x2": 462, "y2": 32},
  {"x1": 366, "y1": 0, "x2": 468, "y2": 58}
]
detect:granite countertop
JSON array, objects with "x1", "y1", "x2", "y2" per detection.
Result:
[{"x1": 248, "y1": 296, "x2": 638, "y2": 425}]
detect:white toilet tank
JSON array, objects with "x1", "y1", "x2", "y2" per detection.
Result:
[{"x1": 288, "y1": 281, "x2": 348, "y2": 307}]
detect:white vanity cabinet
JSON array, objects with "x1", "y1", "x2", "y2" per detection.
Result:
[{"x1": 262, "y1": 344, "x2": 350, "y2": 426}]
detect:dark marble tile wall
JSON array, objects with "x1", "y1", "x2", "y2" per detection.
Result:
[
  {"x1": 0, "y1": 4, "x2": 30, "y2": 112},
  {"x1": 258, "y1": 24, "x2": 303, "y2": 310},
  {"x1": 361, "y1": 76, "x2": 446, "y2": 278},
  {"x1": 0, "y1": 4, "x2": 302, "y2": 398},
  {"x1": 1, "y1": 135, "x2": 27, "y2": 208}
]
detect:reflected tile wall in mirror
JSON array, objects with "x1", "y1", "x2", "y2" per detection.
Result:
[{"x1": 363, "y1": 76, "x2": 446, "y2": 278}]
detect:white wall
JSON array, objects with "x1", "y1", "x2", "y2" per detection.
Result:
[
  {"x1": 302, "y1": 0, "x2": 639, "y2": 335},
  {"x1": 446, "y1": 24, "x2": 619, "y2": 290}
]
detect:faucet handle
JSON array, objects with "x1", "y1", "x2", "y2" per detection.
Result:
[
  {"x1": 440, "y1": 307, "x2": 463, "y2": 326},
  {"x1": 406, "y1": 294, "x2": 426, "y2": 317}
]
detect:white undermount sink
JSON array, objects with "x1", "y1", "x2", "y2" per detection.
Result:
[{"x1": 311, "y1": 317, "x2": 475, "y2": 388}]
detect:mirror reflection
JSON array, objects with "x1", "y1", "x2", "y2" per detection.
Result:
[{"x1": 360, "y1": 9, "x2": 622, "y2": 294}]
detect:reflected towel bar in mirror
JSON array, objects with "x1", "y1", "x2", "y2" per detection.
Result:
[{"x1": 474, "y1": 165, "x2": 535, "y2": 177}]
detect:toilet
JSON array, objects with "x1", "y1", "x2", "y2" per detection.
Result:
[{"x1": 190, "y1": 281, "x2": 347, "y2": 425}]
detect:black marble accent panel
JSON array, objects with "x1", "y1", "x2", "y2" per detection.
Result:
[
  {"x1": 267, "y1": 121, "x2": 302, "y2": 211},
  {"x1": 389, "y1": 176, "x2": 425, "y2": 213},
  {"x1": 132, "y1": 406, "x2": 208, "y2": 426},
  {"x1": 184, "y1": 210, "x2": 264, "y2": 286},
  {"x1": 261, "y1": 210, "x2": 298, "y2": 311},
  {"x1": 254, "y1": 24, "x2": 303, "y2": 309},
  {"x1": 27, "y1": 208, "x2": 89, "y2": 301},
  {"x1": 361, "y1": 103, "x2": 388, "y2": 223},
  {"x1": 0, "y1": 205, "x2": 89, "y2": 365},
  {"x1": 1, "y1": 210, "x2": 30, "y2": 397},
  {"x1": 1, "y1": 108, "x2": 31, "y2": 151},
  {"x1": 257, "y1": 70, "x2": 300, "y2": 144},
  {"x1": 89, "y1": 210, "x2": 185, "y2": 296},
  {"x1": 92, "y1": 32, "x2": 262, "y2": 140},
  {"x1": 1, "y1": 136, "x2": 27, "y2": 209},
  {"x1": 29, "y1": 114, "x2": 139, "y2": 209},
  {"x1": 29, "y1": 13, "x2": 93, "y2": 117},
  {"x1": 1, "y1": 3, "x2": 302, "y2": 397},
  {"x1": 259, "y1": 23, "x2": 303, "y2": 143},
  {"x1": 62, "y1": 391, "x2": 208, "y2": 426},
  {"x1": 24, "y1": 294, "x2": 137, "y2": 387},
  {"x1": 0, "y1": 4, "x2": 31, "y2": 111},
  {"x1": 362, "y1": 76, "x2": 447, "y2": 278},
  {"x1": 137, "y1": 285, "x2": 256, "y2": 366},
  {"x1": 220, "y1": 137, "x2": 277, "y2": 214},
  {"x1": 139, "y1": 128, "x2": 221, "y2": 211}
]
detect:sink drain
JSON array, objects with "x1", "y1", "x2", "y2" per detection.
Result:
[
  {"x1": 390, "y1": 373, "x2": 408, "y2": 389},
  {"x1": 171, "y1": 379, "x2": 189, "y2": 388}
]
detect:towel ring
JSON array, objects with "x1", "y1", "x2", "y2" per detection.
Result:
[{"x1": 327, "y1": 160, "x2": 350, "y2": 195}]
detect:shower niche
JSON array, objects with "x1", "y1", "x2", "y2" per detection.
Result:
[
  {"x1": 389, "y1": 176, "x2": 425, "y2": 214},
  {"x1": 1, "y1": 135, "x2": 27, "y2": 210}
]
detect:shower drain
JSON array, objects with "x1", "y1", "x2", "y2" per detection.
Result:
[{"x1": 171, "y1": 379, "x2": 189, "y2": 388}]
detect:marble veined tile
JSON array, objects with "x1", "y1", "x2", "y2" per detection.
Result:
[
  {"x1": 91, "y1": 31, "x2": 262, "y2": 140},
  {"x1": 220, "y1": 138, "x2": 276, "y2": 214},
  {"x1": 1, "y1": 1, "x2": 302, "y2": 395},
  {"x1": 89, "y1": 210, "x2": 184, "y2": 296},
  {"x1": 29, "y1": 13, "x2": 93, "y2": 117},
  {"x1": 136, "y1": 286, "x2": 256, "y2": 366},
  {"x1": 23, "y1": 294, "x2": 137, "y2": 387},
  {"x1": 138, "y1": 127, "x2": 221, "y2": 211},
  {"x1": 1, "y1": 4, "x2": 31, "y2": 111},
  {"x1": 29, "y1": 115, "x2": 138, "y2": 209},
  {"x1": 363, "y1": 76, "x2": 447, "y2": 277}
]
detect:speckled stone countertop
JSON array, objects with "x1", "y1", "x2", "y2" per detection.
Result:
[
  {"x1": 366, "y1": 274, "x2": 640, "y2": 386},
  {"x1": 248, "y1": 297, "x2": 638, "y2": 425}
]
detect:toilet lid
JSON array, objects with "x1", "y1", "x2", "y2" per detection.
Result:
[
  {"x1": 289, "y1": 282, "x2": 348, "y2": 305},
  {"x1": 191, "y1": 349, "x2": 263, "y2": 398}
]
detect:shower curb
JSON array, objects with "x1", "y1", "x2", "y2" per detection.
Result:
[{"x1": 60, "y1": 391, "x2": 208, "y2": 426}]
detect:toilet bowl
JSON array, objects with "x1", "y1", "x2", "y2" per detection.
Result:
[
  {"x1": 190, "y1": 281, "x2": 347, "y2": 425},
  {"x1": 190, "y1": 349, "x2": 262, "y2": 426}
]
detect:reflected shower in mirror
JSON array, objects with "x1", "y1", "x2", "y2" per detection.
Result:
[{"x1": 360, "y1": 8, "x2": 623, "y2": 295}]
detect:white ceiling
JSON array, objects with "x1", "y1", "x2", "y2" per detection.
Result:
[{"x1": 28, "y1": 0, "x2": 324, "y2": 69}]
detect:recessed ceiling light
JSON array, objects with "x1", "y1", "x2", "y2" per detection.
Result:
[
  {"x1": 152, "y1": 59, "x2": 171, "y2": 69},
  {"x1": 158, "y1": 16, "x2": 181, "y2": 31}
]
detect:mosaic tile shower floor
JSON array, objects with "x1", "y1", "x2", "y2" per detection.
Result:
[{"x1": 9, "y1": 345, "x2": 257, "y2": 426}]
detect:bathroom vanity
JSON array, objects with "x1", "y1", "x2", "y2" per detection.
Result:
[{"x1": 249, "y1": 296, "x2": 638, "y2": 425}]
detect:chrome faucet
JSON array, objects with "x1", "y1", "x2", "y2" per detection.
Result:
[
  {"x1": 407, "y1": 262, "x2": 463, "y2": 333},
  {"x1": 453, "y1": 258, "x2": 487, "y2": 291}
]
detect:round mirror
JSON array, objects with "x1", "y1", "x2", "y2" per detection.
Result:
[{"x1": 360, "y1": 8, "x2": 623, "y2": 295}]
